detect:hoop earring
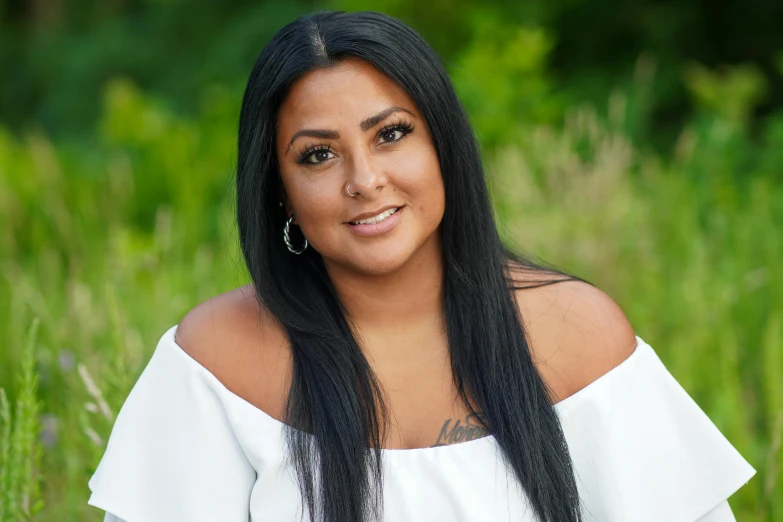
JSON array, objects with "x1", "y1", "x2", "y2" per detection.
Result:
[{"x1": 283, "y1": 217, "x2": 308, "y2": 254}]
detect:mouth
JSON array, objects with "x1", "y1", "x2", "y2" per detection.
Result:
[
  {"x1": 345, "y1": 206, "x2": 405, "y2": 237},
  {"x1": 348, "y1": 206, "x2": 401, "y2": 226}
]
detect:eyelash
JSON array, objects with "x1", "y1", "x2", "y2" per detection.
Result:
[{"x1": 294, "y1": 119, "x2": 416, "y2": 165}]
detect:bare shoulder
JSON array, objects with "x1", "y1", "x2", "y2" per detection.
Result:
[
  {"x1": 508, "y1": 265, "x2": 638, "y2": 403},
  {"x1": 175, "y1": 284, "x2": 291, "y2": 416}
]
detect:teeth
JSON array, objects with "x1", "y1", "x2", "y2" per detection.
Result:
[{"x1": 352, "y1": 207, "x2": 398, "y2": 225}]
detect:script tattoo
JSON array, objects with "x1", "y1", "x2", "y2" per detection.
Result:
[{"x1": 432, "y1": 412, "x2": 490, "y2": 447}]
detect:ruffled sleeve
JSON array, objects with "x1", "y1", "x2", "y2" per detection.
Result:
[
  {"x1": 557, "y1": 336, "x2": 756, "y2": 522},
  {"x1": 87, "y1": 326, "x2": 256, "y2": 522}
]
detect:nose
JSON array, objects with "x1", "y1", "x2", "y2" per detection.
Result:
[{"x1": 346, "y1": 149, "x2": 388, "y2": 198}]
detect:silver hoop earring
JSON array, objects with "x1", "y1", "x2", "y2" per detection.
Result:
[
  {"x1": 283, "y1": 217, "x2": 308, "y2": 254},
  {"x1": 346, "y1": 184, "x2": 359, "y2": 197}
]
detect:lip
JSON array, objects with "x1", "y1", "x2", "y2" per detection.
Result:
[
  {"x1": 346, "y1": 204, "x2": 403, "y2": 224},
  {"x1": 345, "y1": 206, "x2": 404, "y2": 237}
]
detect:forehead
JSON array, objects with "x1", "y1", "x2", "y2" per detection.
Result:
[{"x1": 277, "y1": 57, "x2": 419, "y2": 130}]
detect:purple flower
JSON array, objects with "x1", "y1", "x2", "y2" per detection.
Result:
[
  {"x1": 39, "y1": 413, "x2": 59, "y2": 447},
  {"x1": 58, "y1": 350, "x2": 75, "y2": 372}
]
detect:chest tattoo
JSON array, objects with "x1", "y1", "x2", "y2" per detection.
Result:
[{"x1": 432, "y1": 412, "x2": 489, "y2": 446}]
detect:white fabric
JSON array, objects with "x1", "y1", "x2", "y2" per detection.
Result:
[
  {"x1": 695, "y1": 500, "x2": 735, "y2": 521},
  {"x1": 103, "y1": 500, "x2": 736, "y2": 522},
  {"x1": 88, "y1": 326, "x2": 755, "y2": 522},
  {"x1": 101, "y1": 500, "x2": 736, "y2": 522}
]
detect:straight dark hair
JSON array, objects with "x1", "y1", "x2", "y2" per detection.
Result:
[{"x1": 236, "y1": 10, "x2": 584, "y2": 522}]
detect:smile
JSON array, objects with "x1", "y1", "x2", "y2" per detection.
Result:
[
  {"x1": 346, "y1": 206, "x2": 404, "y2": 237},
  {"x1": 349, "y1": 207, "x2": 399, "y2": 225}
]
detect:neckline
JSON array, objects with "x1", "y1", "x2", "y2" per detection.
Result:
[{"x1": 161, "y1": 325, "x2": 644, "y2": 455}]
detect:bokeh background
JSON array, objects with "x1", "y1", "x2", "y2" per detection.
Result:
[{"x1": 1, "y1": 0, "x2": 782, "y2": 520}]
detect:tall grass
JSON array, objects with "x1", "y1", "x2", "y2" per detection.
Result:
[
  {"x1": 0, "y1": 76, "x2": 779, "y2": 520},
  {"x1": 0, "y1": 319, "x2": 44, "y2": 521}
]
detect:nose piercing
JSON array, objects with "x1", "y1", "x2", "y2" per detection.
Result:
[{"x1": 346, "y1": 184, "x2": 359, "y2": 197}]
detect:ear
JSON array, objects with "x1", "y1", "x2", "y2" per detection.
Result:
[
  {"x1": 284, "y1": 202, "x2": 297, "y2": 224},
  {"x1": 278, "y1": 189, "x2": 296, "y2": 223}
]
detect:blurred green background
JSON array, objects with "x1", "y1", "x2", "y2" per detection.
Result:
[{"x1": 1, "y1": 0, "x2": 781, "y2": 520}]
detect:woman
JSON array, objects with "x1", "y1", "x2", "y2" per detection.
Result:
[{"x1": 87, "y1": 10, "x2": 755, "y2": 522}]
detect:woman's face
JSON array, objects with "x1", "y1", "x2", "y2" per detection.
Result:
[{"x1": 275, "y1": 57, "x2": 445, "y2": 276}]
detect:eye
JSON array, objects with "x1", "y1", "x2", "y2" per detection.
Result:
[
  {"x1": 378, "y1": 121, "x2": 415, "y2": 145},
  {"x1": 380, "y1": 128, "x2": 405, "y2": 143},
  {"x1": 296, "y1": 145, "x2": 335, "y2": 165}
]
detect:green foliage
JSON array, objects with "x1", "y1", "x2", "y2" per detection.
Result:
[
  {"x1": 449, "y1": 15, "x2": 562, "y2": 146},
  {"x1": 0, "y1": 0, "x2": 318, "y2": 135},
  {"x1": 684, "y1": 63, "x2": 768, "y2": 126},
  {"x1": 676, "y1": 62, "x2": 783, "y2": 188},
  {"x1": 0, "y1": 319, "x2": 44, "y2": 521}
]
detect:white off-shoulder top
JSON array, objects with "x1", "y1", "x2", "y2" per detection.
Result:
[{"x1": 87, "y1": 326, "x2": 755, "y2": 522}]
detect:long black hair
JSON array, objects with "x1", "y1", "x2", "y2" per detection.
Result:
[{"x1": 236, "y1": 10, "x2": 584, "y2": 522}]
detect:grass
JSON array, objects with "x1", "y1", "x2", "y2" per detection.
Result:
[
  {"x1": 0, "y1": 78, "x2": 780, "y2": 520},
  {"x1": 0, "y1": 319, "x2": 43, "y2": 521}
]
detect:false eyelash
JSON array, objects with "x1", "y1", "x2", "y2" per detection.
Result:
[
  {"x1": 295, "y1": 144, "x2": 333, "y2": 165},
  {"x1": 378, "y1": 119, "x2": 415, "y2": 140}
]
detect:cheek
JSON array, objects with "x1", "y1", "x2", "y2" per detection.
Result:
[
  {"x1": 398, "y1": 152, "x2": 445, "y2": 221},
  {"x1": 286, "y1": 178, "x2": 343, "y2": 239},
  {"x1": 388, "y1": 145, "x2": 441, "y2": 186}
]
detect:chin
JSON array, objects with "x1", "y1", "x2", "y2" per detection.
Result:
[
  {"x1": 322, "y1": 241, "x2": 417, "y2": 276},
  {"x1": 350, "y1": 250, "x2": 413, "y2": 276},
  {"x1": 317, "y1": 229, "x2": 438, "y2": 277}
]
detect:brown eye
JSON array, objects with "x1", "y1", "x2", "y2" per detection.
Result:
[
  {"x1": 377, "y1": 121, "x2": 414, "y2": 145},
  {"x1": 297, "y1": 145, "x2": 335, "y2": 165},
  {"x1": 309, "y1": 150, "x2": 333, "y2": 163},
  {"x1": 380, "y1": 129, "x2": 404, "y2": 143}
]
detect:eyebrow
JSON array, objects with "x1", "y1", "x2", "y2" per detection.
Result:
[{"x1": 286, "y1": 106, "x2": 415, "y2": 153}]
